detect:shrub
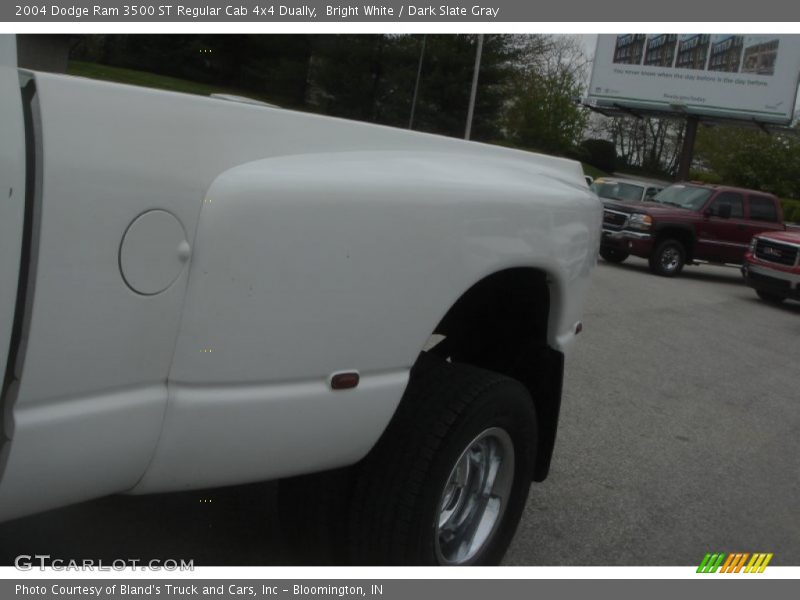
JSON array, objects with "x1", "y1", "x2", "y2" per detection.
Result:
[
  {"x1": 782, "y1": 201, "x2": 800, "y2": 223},
  {"x1": 580, "y1": 139, "x2": 616, "y2": 173},
  {"x1": 688, "y1": 170, "x2": 723, "y2": 185}
]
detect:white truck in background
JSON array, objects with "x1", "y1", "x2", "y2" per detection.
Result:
[{"x1": 0, "y1": 35, "x2": 600, "y2": 565}]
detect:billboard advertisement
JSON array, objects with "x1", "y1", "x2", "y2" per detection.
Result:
[{"x1": 586, "y1": 34, "x2": 800, "y2": 124}]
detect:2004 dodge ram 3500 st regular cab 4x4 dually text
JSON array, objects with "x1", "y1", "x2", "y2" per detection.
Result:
[{"x1": 0, "y1": 36, "x2": 600, "y2": 565}]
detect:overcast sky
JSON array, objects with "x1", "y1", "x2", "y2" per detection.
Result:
[{"x1": 579, "y1": 34, "x2": 598, "y2": 60}]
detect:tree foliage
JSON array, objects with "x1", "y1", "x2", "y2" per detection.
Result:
[
  {"x1": 303, "y1": 34, "x2": 519, "y2": 141},
  {"x1": 72, "y1": 34, "x2": 315, "y2": 107},
  {"x1": 71, "y1": 34, "x2": 592, "y2": 153},
  {"x1": 503, "y1": 36, "x2": 589, "y2": 155},
  {"x1": 586, "y1": 114, "x2": 686, "y2": 176},
  {"x1": 694, "y1": 126, "x2": 800, "y2": 199},
  {"x1": 408, "y1": 34, "x2": 520, "y2": 141},
  {"x1": 580, "y1": 139, "x2": 617, "y2": 172}
]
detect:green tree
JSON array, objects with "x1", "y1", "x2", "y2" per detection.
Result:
[
  {"x1": 305, "y1": 35, "x2": 419, "y2": 125},
  {"x1": 306, "y1": 34, "x2": 519, "y2": 140},
  {"x1": 72, "y1": 34, "x2": 315, "y2": 108},
  {"x1": 72, "y1": 34, "x2": 586, "y2": 149},
  {"x1": 504, "y1": 36, "x2": 589, "y2": 156},
  {"x1": 695, "y1": 126, "x2": 800, "y2": 198}
]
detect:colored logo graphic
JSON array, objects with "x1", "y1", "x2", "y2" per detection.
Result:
[{"x1": 697, "y1": 553, "x2": 773, "y2": 573}]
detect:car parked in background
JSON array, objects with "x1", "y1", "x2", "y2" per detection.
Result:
[
  {"x1": 600, "y1": 182, "x2": 785, "y2": 276},
  {"x1": 591, "y1": 177, "x2": 663, "y2": 203},
  {"x1": 742, "y1": 230, "x2": 800, "y2": 303}
]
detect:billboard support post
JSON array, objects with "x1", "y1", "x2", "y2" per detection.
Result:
[{"x1": 677, "y1": 116, "x2": 699, "y2": 181}]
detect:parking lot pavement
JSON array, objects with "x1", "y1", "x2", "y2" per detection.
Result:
[
  {"x1": 506, "y1": 258, "x2": 800, "y2": 566},
  {"x1": 0, "y1": 257, "x2": 797, "y2": 566}
]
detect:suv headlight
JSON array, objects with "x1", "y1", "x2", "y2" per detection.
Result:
[
  {"x1": 749, "y1": 237, "x2": 758, "y2": 252},
  {"x1": 628, "y1": 214, "x2": 653, "y2": 230}
]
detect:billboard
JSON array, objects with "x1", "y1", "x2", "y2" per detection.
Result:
[{"x1": 586, "y1": 34, "x2": 800, "y2": 125}]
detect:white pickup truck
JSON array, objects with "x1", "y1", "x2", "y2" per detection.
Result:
[{"x1": 0, "y1": 35, "x2": 600, "y2": 565}]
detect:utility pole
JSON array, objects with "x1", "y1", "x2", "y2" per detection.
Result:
[
  {"x1": 464, "y1": 34, "x2": 484, "y2": 140},
  {"x1": 408, "y1": 35, "x2": 427, "y2": 129}
]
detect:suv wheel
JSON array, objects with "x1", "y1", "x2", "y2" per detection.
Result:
[
  {"x1": 756, "y1": 289, "x2": 785, "y2": 304},
  {"x1": 649, "y1": 239, "x2": 685, "y2": 277},
  {"x1": 600, "y1": 248, "x2": 629, "y2": 264}
]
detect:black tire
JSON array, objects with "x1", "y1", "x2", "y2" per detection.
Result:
[
  {"x1": 756, "y1": 289, "x2": 786, "y2": 304},
  {"x1": 600, "y1": 247, "x2": 630, "y2": 264},
  {"x1": 348, "y1": 354, "x2": 537, "y2": 565},
  {"x1": 649, "y1": 238, "x2": 686, "y2": 277}
]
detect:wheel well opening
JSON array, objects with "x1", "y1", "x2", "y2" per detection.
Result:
[
  {"x1": 419, "y1": 268, "x2": 564, "y2": 482},
  {"x1": 656, "y1": 228, "x2": 694, "y2": 261}
]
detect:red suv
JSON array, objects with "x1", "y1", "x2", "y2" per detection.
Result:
[
  {"x1": 741, "y1": 229, "x2": 800, "y2": 303},
  {"x1": 600, "y1": 183, "x2": 785, "y2": 276}
]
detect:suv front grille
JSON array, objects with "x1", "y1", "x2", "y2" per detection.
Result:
[
  {"x1": 603, "y1": 209, "x2": 628, "y2": 231},
  {"x1": 755, "y1": 239, "x2": 799, "y2": 266}
]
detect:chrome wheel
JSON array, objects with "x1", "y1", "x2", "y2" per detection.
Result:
[
  {"x1": 660, "y1": 247, "x2": 680, "y2": 271},
  {"x1": 650, "y1": 239, "x2": 686, "y2": 277},
  {"x1": 346, "y1": 357, "x2": 536, "y2": 565},
  {"x1": 434, "y1": 427, "x2": 515, "y2": 565}
]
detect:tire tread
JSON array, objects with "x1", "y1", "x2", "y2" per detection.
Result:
[{"x1": 348, "y1": 356, "x2": 527, "y2": 564}]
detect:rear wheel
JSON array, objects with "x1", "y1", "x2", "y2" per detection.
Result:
[
  {"x1": 279, "y1": 355, "x2": 538, "y2": 566},
  {"x1": 756, "y1": 289, "x2": 786, "y2": 304},
  {"x1": 349, "y1": 356, "x2": 537, "y2": 565},
  {"x1": 600, "y1": 247, "x2": 629, "y2": 264},
  {"x1": 649, "y1": 239, "x2": 686, "y2": 277}
]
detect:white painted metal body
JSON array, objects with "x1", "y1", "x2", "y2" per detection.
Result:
[
  {"x1": 0, "y1": 54, "x2": 600, "y2": 520},
  {"x1": 0, "y1": 37, "x2": 25, "y2": 418}
]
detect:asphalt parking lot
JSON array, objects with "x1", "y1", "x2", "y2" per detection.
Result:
[
  {"x1": 508, "y1": 257, "x2": 799, "y2": 565},
  {"x1": 0, "y1": 257, "x2": 797, "y2": 566}
]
